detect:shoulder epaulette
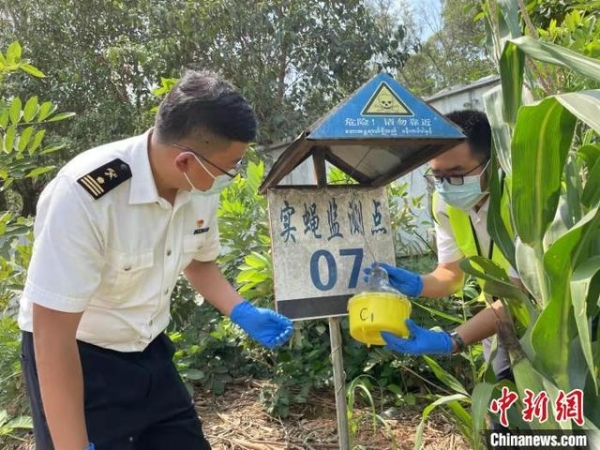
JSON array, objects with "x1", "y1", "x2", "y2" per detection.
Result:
[{"x1": 76, "y1": 158, "x2": 132, "y2": 200}]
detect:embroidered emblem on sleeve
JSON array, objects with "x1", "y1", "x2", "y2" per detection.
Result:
[{"x1": 77, "y1": 159, "x2": 132, "y2": 200}]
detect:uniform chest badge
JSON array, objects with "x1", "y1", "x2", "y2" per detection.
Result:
[{"x1": 194, "y1": 219, "x2": 210, "y2": 235}]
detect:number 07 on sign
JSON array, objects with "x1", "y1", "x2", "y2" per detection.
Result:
[{"x1": 267, "y1": 187, "x2": 396, "y2": 320}]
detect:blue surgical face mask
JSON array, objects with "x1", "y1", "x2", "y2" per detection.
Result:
[
  {"x1": 184, "y1": 154, "x2": 232, "y2": 197},
  {"x1": 435, "y1": 162, "x2": 490, "y2": 210}
]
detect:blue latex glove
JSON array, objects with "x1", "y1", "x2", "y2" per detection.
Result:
[
  {"x1": 85, "y1": 444, "x2": 95, "y2": 450},
  {"x1": 230, "y1": 301, "x2": 293, "y2": 349},
  {"x1": 364, "y1": 262, "x2": 423, "y2": 297},
  {"x1": 381, "y1": 319, "x2": 452, "y2": 356}
]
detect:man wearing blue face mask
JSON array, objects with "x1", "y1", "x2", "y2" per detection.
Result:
[
  {"x1": 18, "y1": 70, "x2": 294, "y2": 450},
  {"x1": 370, "y1": 110, "x2": 519, "y2": 383}
]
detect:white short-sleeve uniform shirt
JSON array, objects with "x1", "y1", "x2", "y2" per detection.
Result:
[{"x1": 18, "y1": 130, "x2": 221, "y2": 352}]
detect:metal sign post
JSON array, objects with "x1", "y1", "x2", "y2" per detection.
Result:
[{"x1": 329, "y1": 316, "x2": 349, "y2": 449}]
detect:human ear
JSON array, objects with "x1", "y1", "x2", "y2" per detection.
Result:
[{"x1": 174, "y1": 152, "x2": 193, "y2": 172}]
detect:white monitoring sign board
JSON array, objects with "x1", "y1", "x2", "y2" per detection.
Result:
[{"x1": 267, "y1": 186, "x2": 396, "y2": 320}]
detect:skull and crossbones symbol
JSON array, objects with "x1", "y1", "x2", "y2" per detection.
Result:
[{"x1": 378, "y1": 93, "x2": 394, "y2": 109}]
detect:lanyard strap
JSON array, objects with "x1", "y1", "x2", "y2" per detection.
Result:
[
  {"x1": 468, "y1": 216, "x2": 494, "y2": 259},
  {"x1": 467, "y1": 170, "x2": 506, "y2": 260}
]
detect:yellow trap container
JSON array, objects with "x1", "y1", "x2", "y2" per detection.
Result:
[{"x1": 347, "y1": 292, "x2": 411, "y2": 346}]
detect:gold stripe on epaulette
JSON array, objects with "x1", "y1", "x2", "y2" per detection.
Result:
[{"x1": 80, "y1": 175, "x2": 104, "y2": 196}]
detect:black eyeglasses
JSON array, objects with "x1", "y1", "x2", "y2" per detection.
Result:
[
  {"x1": 172, "y1": 143, "x2": 242, "y2": 178},
  {"x1": 424, "y1": 159, "x2": 489, "y2": 186}
]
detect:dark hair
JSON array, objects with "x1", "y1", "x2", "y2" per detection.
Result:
[
  {"x1": 155, "y1": 70, "x2": 257, "y2": 144},
  {"x1": 445, "y1": 110, "x2": 491, "y2": 160}
]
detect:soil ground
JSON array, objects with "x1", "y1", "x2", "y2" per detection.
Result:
[
  {"x1": 193, "y1": 379, "x2": 468, "y2": 450},
  {"x1": 13, "y1": 379, "x2": 469, "y2": 450}
]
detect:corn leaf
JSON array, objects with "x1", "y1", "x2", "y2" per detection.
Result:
[
  {"x1": 510, "y1": 352, "x2": 563, "y2": 429},
  {"x1": 508, "y1": 36, "x2": 600, "y2": 83},
  {"x1": 460, "y1": 256, "x2": 535, "y2": 330},
  {"x1": 582, "y1": 159, "x2": 600, "y2": 212},
  {"x1": 413, "y1": 394, "x2": 470, "y2": 450},
  {"x1": 487, "y1": 157, "x2": 515, "y2": 266},
  {"x1": 534, "y1": 206, "x2": 600, "y2": 390},
  {"x1": 577, "y1": 144, "x2": 600, "y2": 169},
  {"x1": 471, "y1": 382, "x2": 496, "y2": 450},
  {"x1": 511, "y1": 96, "x2": 576, "y2": 249},
  {"x1": 423, "y1": 356, "x2": 469, "y2": 396},
  {"x1": 570, "y1": 256, "x2": 600, "y2": 392},
  {"x1": 500, "y1": 40, "x2": 525, "y2": 125},
  {"x1": 483, "y1": 85, "x2": 513, "y2": 175}
]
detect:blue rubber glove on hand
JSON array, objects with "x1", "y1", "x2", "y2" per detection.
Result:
[
  {"x1": 230, "y1": 301, "x2": 293, "y2": 349},
  {"x1": 381, "y1": 319, "x2": 452, "y2": 356},
  {"x1": 363, "y1": 262, "x2": 424, "y2": 297}
]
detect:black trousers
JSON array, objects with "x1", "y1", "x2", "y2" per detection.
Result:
[{"x1": 21, "y1": 332, "x2": 212, "y2": 450}]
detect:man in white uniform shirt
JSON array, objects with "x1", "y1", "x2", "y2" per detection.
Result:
[{"x1": 19, "y1": 70, "x2": 293, "y2": 450}]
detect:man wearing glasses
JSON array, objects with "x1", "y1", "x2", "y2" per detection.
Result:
[
  {"x1": 18, "y1": 70, "x2": 293, "y2": 450},
  {"x1": 372, "y1": 110, "x2": 517, "y2": 383}
]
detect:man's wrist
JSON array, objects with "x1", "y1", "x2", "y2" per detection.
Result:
[
  {"x1": 448, "y1": 330, "x2": 466, "y2": 354},
  {"x1": 414, "y1": 274, "x2": 424, "y2": 296},
  {"x1": 229, "y1": 299, "x2": 250, "y2": 319}
]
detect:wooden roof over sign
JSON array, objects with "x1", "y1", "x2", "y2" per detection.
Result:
[{"x1": 259, "y1": 73, "x2": 466, "y2": 193}]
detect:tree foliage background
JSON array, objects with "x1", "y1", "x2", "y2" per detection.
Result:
[
  {"x1": 390, "y1": 0, "x2": 495, "y2": 96},
  {"x1": 0, "y1": 0, "x2": 497, "y2": 152},
  {"x1": 1, "y1": 1, "x2": 411, "y2": 150}
]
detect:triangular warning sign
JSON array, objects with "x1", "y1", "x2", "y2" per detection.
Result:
[
  {"x1": 361, "y1": 82, "x2": 412, "y2": 116},
  {"x1": 307, "y1": 73, "x2": 465, "y2": 140}
]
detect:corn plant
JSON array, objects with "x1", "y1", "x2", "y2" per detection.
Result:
[
  {"x1": 411, "y1": 5, "x2": 600, "y2": 449},
  {"x1": 346, "y1": 374, "x2": 398, "y2": 450},
  {"x1": 447, "y1": 2, "x2": 600, "y2": 448}
]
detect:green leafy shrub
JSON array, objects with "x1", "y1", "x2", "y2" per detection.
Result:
[{"x1": 0, "y1": 42, "x2": 75, "y2": 445}]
